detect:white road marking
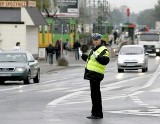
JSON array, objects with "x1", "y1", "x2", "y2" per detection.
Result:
[
  {"x1": 36, "y1": 88, "x2": 70, "y2": 93},
  {"x1": 151, "y1": 88, "x2": 160, "y2": 92},
  {"x1": 130, "y1": 95, "x2": 158, "y2": 110},
  {"x1": 128, "y1": 63, "x2": 160, "y2": 96},
  {"x1": 0, "y1": 85, "x2": 24, "y2": 92},
  {"x1": 47, "y1": 91, "x2": 84, "y2": 106},
  {"x1": 47, "y1": 63, "x2": 160, "y2": 107},
  {"x1": 106, "y1": 109, "x2": 160, "y2": 117}
]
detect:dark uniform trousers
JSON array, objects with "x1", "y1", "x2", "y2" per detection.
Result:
[{"x1": 90, "y1": 80, "x2": 103, "y2": 117}]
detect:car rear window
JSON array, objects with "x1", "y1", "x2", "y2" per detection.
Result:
[{"x1": 120, "y1": 47, "x2": 143, "y2": 55}]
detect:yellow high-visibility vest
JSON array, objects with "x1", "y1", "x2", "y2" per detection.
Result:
[{"x1": 86, "y1": 46, "x2": 109, "y2": 74}]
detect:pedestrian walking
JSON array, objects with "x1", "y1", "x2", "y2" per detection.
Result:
[
  {"x1": 79, "y1": 33, "x2": 110, "y2": 119},
  {"x1": 73, "y1": 40, "x2": 81, "y2": 60},
  {"x1": 13, "y1": 42, "x2": 21, "y2": 51},
  {"x1": 63, "y1": 39, "x2": 71, "y2": 60},
  {"x1": 113, "y1": 30, "x2": 118, "y2": 44},
  {"x1": 108, "y1": 32, "x2": 114, "y2": 46},
  {"x1": 55, "y1": 40, "x2": 61, "y2": 60},
  {"x1": 46, "y1": 43, "x2": 55, "y2": 64}
]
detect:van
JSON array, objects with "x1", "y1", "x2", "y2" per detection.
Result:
[{"x1": 137, "y1": 31, "x2": 160, "y2": 56}]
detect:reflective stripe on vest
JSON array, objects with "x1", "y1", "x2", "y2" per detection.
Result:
[{"x1": 86, "y1": 46, "x2": 109, "y2": 74}]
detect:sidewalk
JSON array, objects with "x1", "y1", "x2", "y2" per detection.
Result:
[{"x1": 39, "y1": 51, "x2": 86, "y2": 74}]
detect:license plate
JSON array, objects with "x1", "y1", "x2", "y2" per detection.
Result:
[
  {"x1": 127, "y1": 64, "x2": 135, "y2": 66},
  {"x1": 0, "y1": 74, "x2": 11, "y2": 76},
  {"x1": 147, "y1": 49, "x2": 152, "y2": 51}
]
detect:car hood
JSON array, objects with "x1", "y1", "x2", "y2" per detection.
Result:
[
  {"x1": 0, "y1": 62, "x2": 27, "y2": 67},
  {"x1": 118, "y1": 54, "x2": 144, "y2": 62}
]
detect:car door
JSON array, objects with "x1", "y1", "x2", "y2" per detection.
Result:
[{"x1": 27, "y1": 53, "x2": 38, "y2": 78}]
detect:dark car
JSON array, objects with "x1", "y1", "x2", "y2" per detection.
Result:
[{"x1": 0, "y1": 51, "x2": 40, "y2": 84}]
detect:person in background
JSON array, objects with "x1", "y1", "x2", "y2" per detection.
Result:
[
  {"x1": 108, "y1": 32, "x2": 114, "y2": 46},
  {"x1": 113, "y1": 30, "x2": 118, "y2": 44},
  {"x1": 46, "y1": 42, "x2": 55, "y2": 64},
  {"x1": 13, "y1": 42, "x2": 21, "y2": 51},
  {"x1": 55, "y1": 40, "x2": 61, "y2": 60},
  {"x1": 79, "y1": 33, "x2": 110, "y2": 119},
  {"x1": 73, "y1": 40, "x2": 81, "y2": 60},
  {"x1": 63, "y1": 39, "x2": 71, "y2": 60}
]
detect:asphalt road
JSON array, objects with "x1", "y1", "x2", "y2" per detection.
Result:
[{"x1": 0, "y1": 54, "x2": 160, "y2": 124}]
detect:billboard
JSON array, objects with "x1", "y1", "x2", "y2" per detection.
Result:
[
  {"x1": 56, "y1": 0, "x2": 79, "y2": 17},
  {"x1": 0, "y1": 1, "x2": 36, "y2": 7}
]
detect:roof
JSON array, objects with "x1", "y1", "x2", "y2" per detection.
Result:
[
  {"x1": 26, "y1": 7, "x2": 47, "y2": 26},
  {"x1": 0, "y1": 8, "x2": 23, "y2": 24},
  {"x1": 122, "y1": 23, "x2": 136, "y2": 28},
  {"x1": 0, "y1": 7, "x2": 47, "y2": 25},
  {"x1": 139, "y1": 31, "x2": 160, "y2": 35}
]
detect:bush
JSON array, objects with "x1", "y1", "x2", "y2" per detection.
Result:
[{"x1": 57, "y1": 57, "x2": 68, "y2": 66}]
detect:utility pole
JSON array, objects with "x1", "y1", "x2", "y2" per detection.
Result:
[{"x1": 61, "y1": 23, "x2": 64, "y2": 58}]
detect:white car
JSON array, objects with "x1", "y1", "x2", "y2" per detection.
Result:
[{"x1": 117, "y1": 45, "x2": 148, "y2": 73}]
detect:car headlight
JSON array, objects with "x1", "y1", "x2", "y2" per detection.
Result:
[
  {"x1": 118, "y1": 59, "x2": 124, "y2": 64},
  {"x1": 156, "y1": 49, "x2": 160, "y2": 52},
  {"x1": 138, "y1": 59, "x2": 145, "y2": 63},
  {"x1": 15, "y1": 67, "x2": 25, "y2": 72}
]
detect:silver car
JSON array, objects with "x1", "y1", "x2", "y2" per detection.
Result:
[
  {"x1": 0, "y1": 51, "x2": 40, "y2": 84},
  {"x1": 117, "y1": 45, "x2": 148, "y2": 73}
]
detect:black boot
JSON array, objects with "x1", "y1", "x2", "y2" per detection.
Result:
[{"x1": 87, "y1": 115, "x2": 103, "y2": 119}]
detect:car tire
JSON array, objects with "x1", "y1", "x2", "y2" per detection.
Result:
[
  {"x1": 156, "y1": 52, "x2": 160, "y2": 56},
  {"x1": 118, "y1": 68, "x2": 124, "y2": 73},
  {"x1": 142, "y1": 68, "x2": 146, "y2": 72},
  {"x1": 0, "y1": 80, "x2": 5, "y2": 85},
  {"x1": 24, "y1": 71, "x2": 31, "y2": 84},
  {"x1": 33, "y1": 70, "x2": 40, "y2": 83}
]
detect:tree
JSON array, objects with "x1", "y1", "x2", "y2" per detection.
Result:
[
  {"x1": 35, "y1": 0, "x2": 49, "y2": 11},
  {"x1": 109, "y1": 9, "x2": 126, "y2": 27},
  {"x1": 136, "y1": 9, "x2": 155, "y2": 28},
  {"x1": 154, "y1": 0, "x2": 160, "y2": 21}
]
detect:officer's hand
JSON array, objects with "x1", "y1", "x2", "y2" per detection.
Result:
[
  {"x1": 78, "y1": 48, "x2": 82, "y2": 56},
  {"x1": 93, "y1": 51, "x2": 98, "y2": 58}
]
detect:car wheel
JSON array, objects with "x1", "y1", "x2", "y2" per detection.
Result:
[
  {"x1": 24, "y1": 71, "x2": 31, "y2": 84},
  {"x1": 142, "y1": 68, "x2": 146, "y2": 72},
  {"x1": 118, "y1": 68, "x2": 124, "y2": 73},
  {"x1": 156, "y1": 52, "x2": 160, "y2": 56},
  {"x1": 145, "y1": 67, "x2": 148, "y2": 72},
  {"x1": 0, "y1": 80, "x2": 5, "y2": 85},
  {"x1": 33, "y1": 70, "x2": 40, "y2": 83}
]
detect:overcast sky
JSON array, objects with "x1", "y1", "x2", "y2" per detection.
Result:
[{"x1": 107, "y1": 0, "x2": 158, "y2": 13}]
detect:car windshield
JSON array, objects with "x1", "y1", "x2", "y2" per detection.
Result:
[
  {"x1": 140, "y1": 34, "x2": 159, "y2": 41},
  {"x1": 120, "y1": 47, "x2": 143, "y2": 55},
  {"x1": 0, "y1": 53, "x2": 27, "y2": 62}
]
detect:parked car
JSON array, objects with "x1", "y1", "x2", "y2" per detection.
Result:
[
  {"x1": 117, "y1": 45, "x2": 148, "y2": 73},
  {"x1": 0, "y1": 51, "x2": 40, "y2": 84}
]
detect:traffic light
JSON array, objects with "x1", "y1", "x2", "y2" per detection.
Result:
[{"x1": 126, "y1": 8, "x2": 130, "y2": 17}]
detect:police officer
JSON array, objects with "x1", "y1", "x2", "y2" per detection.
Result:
[{"x1": 79, "y1": 33, "x2": 110, "y2": 119}]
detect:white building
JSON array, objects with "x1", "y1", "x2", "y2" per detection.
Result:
[{"x1": 0, "y1": 7, "x2": 47, "y2": 58}]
